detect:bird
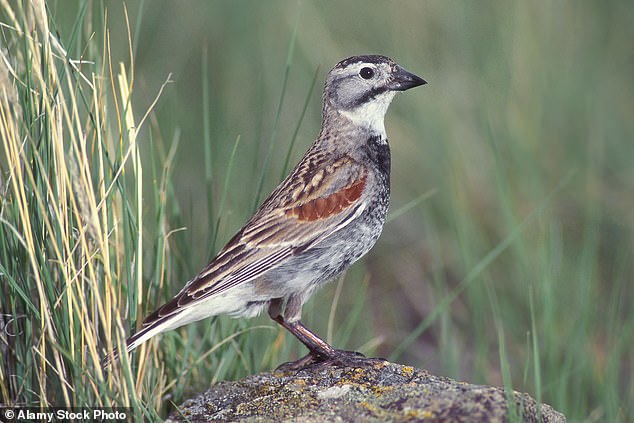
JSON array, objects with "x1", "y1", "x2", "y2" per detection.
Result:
[{"x1": 103, "y1": 55, "x2": 426, "y2": 369}]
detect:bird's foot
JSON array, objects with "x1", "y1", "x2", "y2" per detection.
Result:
[{"x1": 276, "y1": 349, "x2": 386, "y2": 372}]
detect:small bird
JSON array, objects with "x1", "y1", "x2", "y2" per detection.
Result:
[{"x1": 104, "y1": 55, "x2": 425, "y2": 369}]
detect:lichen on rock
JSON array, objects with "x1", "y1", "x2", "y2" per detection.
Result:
[{"x1": 167, "y1": 360, "x2": 566, "y2": 422}]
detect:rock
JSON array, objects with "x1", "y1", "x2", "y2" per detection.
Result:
[{"x1": 166, "y1": 360, "x2": 566, "y2": 422}]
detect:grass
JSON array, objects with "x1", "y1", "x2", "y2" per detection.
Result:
[
  {"x1": 0, "y1": 1, "x2": 272, "y2": 419},
  {"x1": 1, "y1": 0, "x2": 633, "y2": 421}
]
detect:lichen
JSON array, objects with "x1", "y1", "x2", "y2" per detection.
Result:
[{"x1": 167, "y1": 360, "x2": 567, "y2": 423}]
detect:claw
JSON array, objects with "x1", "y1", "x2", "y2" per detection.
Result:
[{"x1": 275, "y1": 349, "x2": 386, "y2": 372}]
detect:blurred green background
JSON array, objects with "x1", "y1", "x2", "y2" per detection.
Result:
[{"x1": 52, "y1": 0, "x2": 633, "y2": 420}]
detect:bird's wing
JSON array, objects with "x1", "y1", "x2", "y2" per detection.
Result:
[{"x1": 141, "y1": 152, "x2": 368, "y2": 326}]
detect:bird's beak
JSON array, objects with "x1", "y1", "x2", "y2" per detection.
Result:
[{"x1": 388, "y1": 65, "x2": 427, "y2": 91}]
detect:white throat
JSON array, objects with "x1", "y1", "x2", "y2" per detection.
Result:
[{"x1": 340, "y1": 91, "x2": 396, "y2": 136}]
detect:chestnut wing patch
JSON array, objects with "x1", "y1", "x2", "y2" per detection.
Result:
[{"x1": 286, "y1": 174, "x2": 367, "y2": 221}]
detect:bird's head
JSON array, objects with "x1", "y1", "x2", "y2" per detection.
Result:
[{"x1": 323, "y1": 55, "x2": 426, "y2": 134}]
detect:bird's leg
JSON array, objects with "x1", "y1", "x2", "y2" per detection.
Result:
[
  {"x1": 268, "y1": 296, "x2": 379, "y2": 371},
  {"x1": 274, "y1": 316, "x2": 337, "y2": 358},
  {"x1": 268, "y1": 297, "x2": 335, "y2": 359}
]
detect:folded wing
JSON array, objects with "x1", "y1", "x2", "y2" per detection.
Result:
[{"x1": 141, "y1": 153, "x2": 368, "y2": 328}]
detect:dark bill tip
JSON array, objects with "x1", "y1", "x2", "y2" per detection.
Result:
[{"x1": 389, "y1": 65, "x2": 427, "y2": 91}]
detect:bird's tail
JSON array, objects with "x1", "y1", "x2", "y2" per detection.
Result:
[
  {"x1": 101, "y1": 320, "x2": 168, "y2": 369},
  {"x1": 101, "y1": 291, "x2": 216, "y2": 368}
]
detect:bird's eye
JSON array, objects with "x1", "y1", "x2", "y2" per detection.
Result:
[{"x1": 359, "y1": 67, "x2": 374, "y2": 79}]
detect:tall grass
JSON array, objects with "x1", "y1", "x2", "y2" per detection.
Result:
[
  {"x1": 1, "y1": 1, "x2": 633, "y2": 422},
  {"x1": 0, "y1": 0, "x2": 151, "y2": 417},
  {"x1": 0, "y1": 1, "x2": 276, "y2": 419}
]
